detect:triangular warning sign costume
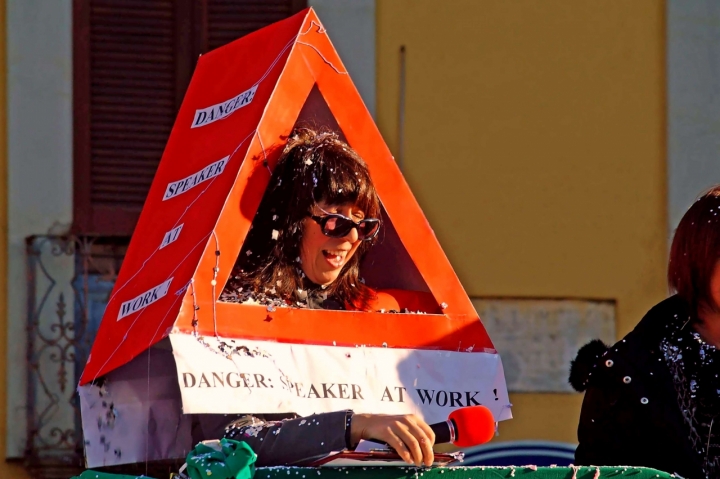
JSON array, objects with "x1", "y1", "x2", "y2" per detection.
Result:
[{"x1": 78, "y1": 8, "x2": 510, "y2": 467}]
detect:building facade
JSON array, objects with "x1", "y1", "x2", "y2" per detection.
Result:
[{"x1": 0, "y1": 0, "x2": 718, "y2": 476}]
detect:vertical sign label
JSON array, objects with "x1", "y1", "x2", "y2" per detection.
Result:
[
  {"x1": 163, "y1": 156, "x2": 229, "y2": 200},
  {"x1": 191, "y1": 84, "x2": 258, "y2": 128},
  {"x1": 117, "y1": 278, "x2": 173, "y2": 321},
  {"x1": 160, "y1": 224, "x2": 184, "y2": 249}
]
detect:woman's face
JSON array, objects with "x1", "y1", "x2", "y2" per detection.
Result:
[{"x1": 299, "y1": 201, "x2": 364, "y2": 286}]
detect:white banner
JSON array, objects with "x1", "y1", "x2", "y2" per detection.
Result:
[{"x1": 169, "y1": 334, "x2": 512, "y2": 424}]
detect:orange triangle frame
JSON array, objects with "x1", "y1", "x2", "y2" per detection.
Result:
[{"x1": 79, "y1": 8, "x2": 494, "y2": 386}]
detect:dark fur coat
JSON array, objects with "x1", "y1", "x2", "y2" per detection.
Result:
[{"x1": 570, "y1": 296, "x2": 709, "y2": 478}]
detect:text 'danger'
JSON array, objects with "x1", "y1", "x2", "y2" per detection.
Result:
[{"x1": 192, "y1": 85, "x2": 258, "y2": 128}]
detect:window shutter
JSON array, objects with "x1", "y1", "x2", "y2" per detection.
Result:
[
  {"x1": 74, "y1": 0, "x2": 306, "y2": 235},
  {"x1": 74, "y1": 0, "x2": 178, "y2": 235},
  {"x1": 205, "y1": 0, "x2": 306, "y2": 51}
]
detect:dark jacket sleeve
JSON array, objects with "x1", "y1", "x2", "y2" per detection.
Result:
[
  {"x1": 223, "y1": 410, "x2": 352, "y2": 466},
  {"x1": 575, "y1": 380, "x2": 633, "y2": 465}
]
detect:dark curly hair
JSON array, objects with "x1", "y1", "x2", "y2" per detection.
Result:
[
  {"x1": 669, "y1": 185, "x2": 720, "y2": 316},
  {"x1": 226, "y1": 127, "x2": 382, "y2": 311}
]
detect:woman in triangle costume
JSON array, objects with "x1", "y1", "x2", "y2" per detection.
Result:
[{"x1": 194, "y1": 127, "x2": 436, "y2": 467}]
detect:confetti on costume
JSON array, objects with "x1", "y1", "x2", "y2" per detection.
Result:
[{"x1": 660, "y1": 312, "x2": 720, "y2": 477}]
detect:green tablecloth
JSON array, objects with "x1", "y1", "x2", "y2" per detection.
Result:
[
  {"x1": 71, "y1": 473, "x2": 151, "y2": 479},
  {"x1": 72, "y1": 438, "x2": 255, "y2": 479},
  {"x1": 72, "y1": 465, "x2": 675, "y2": 479}
]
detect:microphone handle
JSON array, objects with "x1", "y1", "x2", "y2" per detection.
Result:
[
  {"x1": 365, "y1": 418, "x2": 458, "y2": 448},
  {"x1": 429, "y1": 418, "x2": 457, "y2": 444}
]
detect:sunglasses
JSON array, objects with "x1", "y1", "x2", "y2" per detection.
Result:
[{"x1": 310, "y1": 212, "x2": 381, "y2": 241}]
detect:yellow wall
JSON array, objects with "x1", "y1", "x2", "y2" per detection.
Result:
[
  {"x1": 0, "y1": 0, "x2": 29, "y2": 475},
  {"x1": 376, "y1": 0, "x2": 667, "y2": 444}
]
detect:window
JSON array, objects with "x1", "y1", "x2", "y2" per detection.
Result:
[{"x1": 73, "y1": 0, "x2": 306, "y2": 235}]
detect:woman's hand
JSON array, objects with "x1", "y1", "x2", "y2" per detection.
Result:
[{"x1": 350, "y1": 413, "x2": 435, "y2": 466}]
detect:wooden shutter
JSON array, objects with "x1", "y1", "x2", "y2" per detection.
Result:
[
  {"x1": 74, "y1": 0, "x2": 306, "y2": 235},
  {"x1": 205, "y1": 0, "x2": 306, "y2": 51}
]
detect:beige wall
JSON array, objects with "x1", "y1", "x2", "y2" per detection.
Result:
[
  {"x1": 0, "y1": 0, "x2": 30, "y2": 474},
  {"x1": 0, "y1": 0, "x2": 667, "y2": 470},
  {"x1": 376, "y1": 0, "x2": 667, "y2": 443},
  {"x1": 5, "y1": 0, "x2": 74, "y2": 461}
]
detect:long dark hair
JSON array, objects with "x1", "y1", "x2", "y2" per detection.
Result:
[
  {"x1": 227, "y1": 127, "x2": 381, "y2": 311},
  {"x1": 669, "y1": 185, "x2": 720, "y2": 315}
]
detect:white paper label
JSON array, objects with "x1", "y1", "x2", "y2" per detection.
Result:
[
  {"x1": 163, "y1": 157, "x2": 228, "y2": 201},
  {"x1": 169, "y1": 334, "x2": 512, "y2": 424},
  {"x1": 118, "y1": 278, "x2": 173, "y2": 320},
  {"x1": 191, "y1": 85, "x2": 258, "y2": 128},
  {"x1": 160, "y1": 224, "x2": 183, "y2": 249}
]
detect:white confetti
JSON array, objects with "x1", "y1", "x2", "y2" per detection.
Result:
[{"x1": 271, "y1": 229, "x2": 279, "y2": 240}]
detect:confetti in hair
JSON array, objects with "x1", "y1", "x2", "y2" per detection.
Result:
[{"x1": 223, "y1": 127, "x2": 381, "y2": 311}]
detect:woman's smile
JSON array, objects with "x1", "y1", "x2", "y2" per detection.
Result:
[{"x1": 322, "y1": 248, "x2": 350, "y2": 268}]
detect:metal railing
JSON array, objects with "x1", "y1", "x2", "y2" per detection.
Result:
[{"x1": 25, "y1": 235, "x2": 125, "y2": 478}]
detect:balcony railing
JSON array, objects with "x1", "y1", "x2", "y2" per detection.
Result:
[{"x1": 25, "y1": 235, "x2": 126, "y2": 479}]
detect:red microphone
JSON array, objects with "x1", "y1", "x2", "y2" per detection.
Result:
[{"x1": 430, "y1": 405, "x2": 496, "y2": 447}]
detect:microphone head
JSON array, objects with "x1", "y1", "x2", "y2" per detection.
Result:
[{"x1": 448, "y1": 405, "x2": 495, "y2": 447}]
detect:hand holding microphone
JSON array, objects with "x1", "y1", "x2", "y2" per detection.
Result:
[
  {"x1": 350, "y1": 412, "x2": 436, "y2": 466},
  {"x1": 350, "y1": 406, "x2": 496, "y2": 467}
]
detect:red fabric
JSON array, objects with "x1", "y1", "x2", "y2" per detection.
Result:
[{"x1": 372, "y1": 289, "x2": 440, "y2": 314}]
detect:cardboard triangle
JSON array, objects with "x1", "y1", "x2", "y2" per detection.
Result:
[
  {"x1": 80, "y1": 7, "x2": 495, "y2": 386},
  {"x1": 78, "y1": 10, "x2": 511, "y2": 467}
]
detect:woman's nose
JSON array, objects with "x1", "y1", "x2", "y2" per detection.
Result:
[{"x1": 343, "y1": 226, "x2": 359, "y2": 243}]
